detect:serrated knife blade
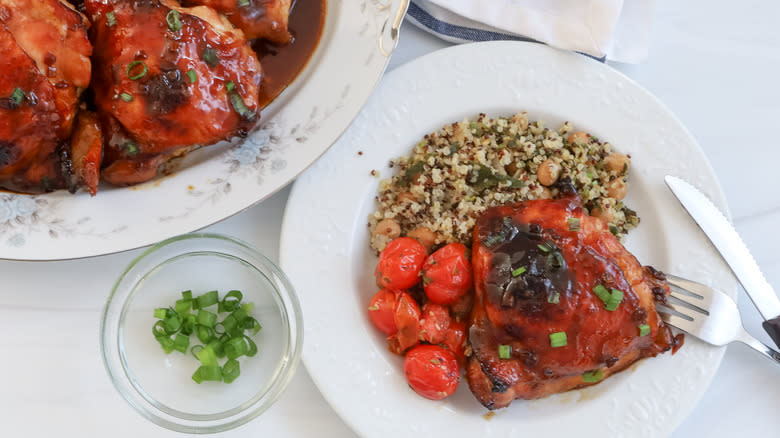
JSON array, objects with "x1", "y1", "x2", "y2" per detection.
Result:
[{"x1": 665, "y1": 175, "x2": 780, "y2": 348}]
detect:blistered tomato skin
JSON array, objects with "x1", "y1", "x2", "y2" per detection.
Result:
[
  {"x1": 442, "y1": 320, "x2": 467, "y2": 366},
  {"x1": 403, "y1": 345, "x2": 460, "y2": 400},
  {"x1": 422, "y1": 243, "x2": 473, "y2": 305},
  {"x1": 375, "y1": 237, "x2": 427, "y2": 290},
  {"x1": 419, "y1": 303, "x2": 451, "y2": 345},
  {"x1": 388, "y1": 292, "x2": 422, "y2": 354},
  {"x1": 368, "y1": 289, "x2": 399, "y2": 336}
]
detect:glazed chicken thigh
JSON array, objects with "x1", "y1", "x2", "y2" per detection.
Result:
[
  {"x1": 0, "y1": 0, "x2": 92, "y2": 193},
  {"x1": 86, "y1": 0, "x2": 263, "y2": 185},
  {"x1": 182, "y1": 0, "x2": 292, "y2": 43},
  {"x1": 467, "y1": 182, "x2": 679, "y2": 409}
]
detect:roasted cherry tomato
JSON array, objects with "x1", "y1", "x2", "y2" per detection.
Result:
[
  {"x1": 387, "y1": 291, "x2": 421, "y2": 354},
  {"x1": 419, "y1": 303, "x2": 450, "y2": 345},
  {"x1": 375, "y1": 237, "x2": 427, "y2": 290},
  {"x1": 441, "y1": 320, "x2": 467, "y2": 366},
  {"x1": 368, "y1": 289, "x2": 398, "y2": 335},
  {"x1": 403, "y1": 344, "x2": 459, "y2": 400},
  {"x1": 421, "y1": 243, "x2": 473, "y2": 304}
]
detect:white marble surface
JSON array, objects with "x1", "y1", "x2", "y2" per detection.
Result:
[{"x1": 2, "y1": 0, "x2": 779, "y2": 436}]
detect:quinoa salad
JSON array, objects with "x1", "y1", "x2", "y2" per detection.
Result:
[{"x1": 368, "y1": 112, "x2": 639, "y2": 253}]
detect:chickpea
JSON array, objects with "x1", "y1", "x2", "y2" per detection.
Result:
[
  {"x1": 607, "y1": 178, "x2": 627, "y2": 200},
  {"x1": 568, "y1": 131, "x2": 590, "y2": 145},
  {"x1": 590, "y1": 204, "x2": 614, "y2": 224},
  {"x1": 604, "y1": 153, "x2": 630, "y2": 174},
  {"x1": 537, "y1": 159, "x2": 561, "y2": 186},
  {"x1": 505, "y1": 161, "x2": 519, "y2": 176},
  {"x1": 374, "y1": 218, "x2": 400, "y2": 240},
  {"x1": 397, "y1": 191, "x2": 417, "y2": 204},
  {"x1": 407, "y1": 227, "x2": 438, "y2": 252}
]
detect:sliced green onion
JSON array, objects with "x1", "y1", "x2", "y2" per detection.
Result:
[
  {"x1": 214, "y1": 322, "x2": 226, "y2": 335},
  {"x1": 537, "y1": 243, "x2": 550, "y2": 252},
  {"x1": 243, "y1": 335, "x2": 258, "y2": 357},
  {"x1": 242, "y1": 317, "x2": 261, "y2": 335},
  {"x1": 180, "y1": 314, "x2": 196, "y2": 335},
  {"x1": 196, "y1": 345, "x2": 219, "y2": 367},
  {"x1": 120, "y1": 92, "x2": 133, "y2": 102},
  {"x1": 224, "y1": 337, "x2": 248, "y2": 360},
  {"x1": 222, "y1": 359, "x2": 240, "y2": 383},
  {"x1": 10, "y1": 87, "x2": 24, "y2": 105},
  {"x1": 548, "y1": 291, "x2": 560, "y2": 304},
  {"x1": 221, "y1": 314, "x2": 238, "y2": 334},
  {"x1": 549, "y1": 331, "x2": 567, "y2": 348},
  {"x1": 197, "y1": 309, "x2": 217, "y2": 328},
  {"x1": 126, "y1": 61, "x2": 148, "y2": 80},
  {"x1": 196, "y1": 325, "x2": 215, "y2": 344},
  {"x1": 124, "y1": 141, "x2": 139, "y2": 156},
  {"x1": 639, "y1": 324, "x2": 651, "y2": 337},
  {"x1": 156, "y1": 335, "x2": 175, "y2": 354},
  {"x1": 174, "y1": 298, "x2": 191, "y2": 314},
  {"x1": 483, "y1": 234, "x2": 502, "y2": 247},
  {"x1": 609, "y1": 224, "x2": 620, "y2": 236},
  {"x1": 582, "y1": 369, "x2": 603, "y2": 383},
  {"x1": 605, "y1": 289, "x2": 624, "y2": 311},
  {"x1": 511, "y1": 266, "x2": 526, "y2": 277},
  {"x1": 164, "y1": 313, "x2": 181, "y2": 334},
  {"x1": 106, "y1": 11, "x2": 117, "y2": 27},
  {"x1": 221, "y1": 290, "x2": 244, "y2": 312},
  {"x1": 197, "y1": 290, "x2": 219, "y2": 308},
  {"x1": 173, "y1": 334, "x2": 190, "y2": 353},
  {"x1": 568, "y1": 217, "x2": 580, "y2": 231},
  {"x1": 202, "y1": 47, "x2": 219, "y2": 68},
  {"x1": 237, "y1": 0, "x2": 250, "y2": 6},
  {"x1": 154, "y1": 308, "x2": 167, "y2": 319},
  {"x1": 228, "y1": 90, "x2": 255, "y2": 120},
  {"x1": 225, "y1": 81, "x2": 235, "y2": 92},
  {"x1": 186, "y1": 69, "x2": 197, "y2": 84},
  {"x1": 208, "y1": 339, "x2": 226, "y2": 358},
  {"x1": 182, "y1": 290, "x2": 193, "y2": 300},
  {"x1": 241, "y1": 302, "x2": 254, "y2": 313},
  {"x1": 231, "y1": 307, "x2": 249, "y2": 324},
  {"x1": 190, "y1": 344, "x2": 204, "y2": 359},
  {"x1": 166, "y1": 9, "x2": 182, "y2": 32},
  {"x1": 593, "y1": 284, "x2": 610, "y2": 304},
  {"x1": 153, "y1": 320, "x2": 168, "y2": 338},
  {"x1": 192, "y1": 365, "x2": 222, "y2": 383},
  {"x1": 498, "y1": 344, "x2": 511, "y2": 359}
]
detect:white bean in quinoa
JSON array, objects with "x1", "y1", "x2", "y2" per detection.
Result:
[{"x1": 368, "y1": 112, "x2": 639, "y2": 252}]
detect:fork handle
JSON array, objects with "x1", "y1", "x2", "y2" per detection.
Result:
[{"x1": 737, "y1": 328, "x2": 780, "y2": 364}]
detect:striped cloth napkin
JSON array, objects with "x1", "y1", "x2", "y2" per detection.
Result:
[{"x1": 406, "y1": 0, "x2": 656, "y2": 63}]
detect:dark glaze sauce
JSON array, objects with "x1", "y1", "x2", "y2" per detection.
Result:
[{"x1": 253, "y1": 0, "x2": 326, "y2": 109}]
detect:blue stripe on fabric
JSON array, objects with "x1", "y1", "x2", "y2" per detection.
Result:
[{"x1": 407, "y1": 2, "x2": 607, "y2": 63}]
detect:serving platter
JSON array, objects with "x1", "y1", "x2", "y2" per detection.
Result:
[
  {"x1": 0, "y1": 0, "x2": 404, "y2": 261},
  {"x1": 280, "y1": 41, "x2": 738, "y2": 438}
]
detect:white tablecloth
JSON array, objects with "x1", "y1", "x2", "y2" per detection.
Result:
[{"x1": 2, "y1": 0, "x2": 779, "y2": 436}]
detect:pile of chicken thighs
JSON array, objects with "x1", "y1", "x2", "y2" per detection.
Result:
[{"x1": 0, "y1": 0, "x2": 290, "y2": 194}]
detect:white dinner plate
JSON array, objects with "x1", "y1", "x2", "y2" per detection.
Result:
[
  {"x1": 0, "y1": 0, "x2": 405, "y2": 261},
  {"x1": 280, "y1": 41, "x2": 737, "y2": 438}
]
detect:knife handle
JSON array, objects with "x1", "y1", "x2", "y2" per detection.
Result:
[{"x1": 762, "y1": 316, "x2": 780, "y2": 349}]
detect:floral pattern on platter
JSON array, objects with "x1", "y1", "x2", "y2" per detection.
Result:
[{"x1": 0, "y1": 195, "x2": 127, "y2": 247}]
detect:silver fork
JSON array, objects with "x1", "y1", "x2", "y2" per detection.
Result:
[{"x1": 658, "y1": 274, "x2": 780, "y2": 363}]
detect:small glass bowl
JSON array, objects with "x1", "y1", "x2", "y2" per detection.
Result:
[{"x1": 101, "y1": 233, "x2": 303, "y2": 433}]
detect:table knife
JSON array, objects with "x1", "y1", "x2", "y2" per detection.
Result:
[{"x1": 664, "y1": 175, "x2": 780, "y2": 348}]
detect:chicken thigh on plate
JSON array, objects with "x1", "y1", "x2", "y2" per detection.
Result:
[
  {"x1": 85, "y1": 0, "x2": 263, "y2": 186},
  {"x1": 182, "y1": 0, "x2": 292, "y2": 43},
  {"x1": 0, "y1": 0, "x2": 94, "y2": 193}
]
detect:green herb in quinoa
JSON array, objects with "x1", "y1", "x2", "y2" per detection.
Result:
[{"x1": 368, "y1": 112, "x2": 639, "y2": 252}]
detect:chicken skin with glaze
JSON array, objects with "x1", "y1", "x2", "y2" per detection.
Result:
[
  {"x1": 182, "y1": 0, "x2": 292, "y2": 43},
  {"x1": 0, "y1": 0, "x2": 93, "y2": 193},
  {"x1": 467, "y1": 180, "x2": 680, "y2": 409},
  {"x1": 85, "y1": 0, "x2": 263, "y2": 186}
]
